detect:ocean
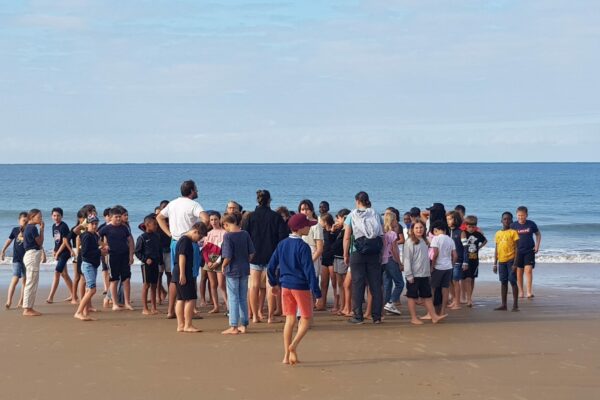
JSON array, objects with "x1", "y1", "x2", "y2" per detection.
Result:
[{"x1": 0, "y1": 163, "x2": 598, "y2": 264}]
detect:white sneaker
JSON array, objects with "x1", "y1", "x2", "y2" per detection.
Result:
[{"x1": 384, "y1": 302, "x2": 402, "y2": 315}]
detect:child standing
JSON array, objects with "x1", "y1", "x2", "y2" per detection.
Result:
[
  {"x1": 98, "y1": 207, "x2": 135, "y2": 311},
  {"x1": 221, "y1": 213, "x2": 255, "y2": 335},
  {"x1": 268, "y1": 214, "x2": 322, "y2": 365},
  {"x1": 446, "y1": 211, "x2": 464, "y2": 310},
  {"x1": 494, "y1": 212, "x2": 520, "y2": 311},
  {"x1": 75, "y1": 216, "x2": 106, "y2": 321},
  {"x1": 319, "y1": 213, "x2": 336, "y2": 312},
  {"x1": 331, "y1": 209, "x2": 351, "y2": 316},
  {"x1": 429, "y1": 220, "x2": 457, "y2": 316},
  {"x1": 511, "y1": 206, "x2": 542, "y2": 299},
  {"x1": 174, "y1": 222, "x2": 207, "y2": 333},
  {"x1": 135, "y1": 215, "x2": 162, "y2": 315},
  {"x1": 404, "y1": 220, "x2": 447, "y2": 325},
  {"x1": 1, "y1": 212, "x2": 28, "y2": 309},
  {"x1": 47, "y1": 207, "x2": 75, "y2": 304},
  {"x1": 382, "y1": 212, "x2": 404, "y2": 316},
  {"x1": 461, "y1": 216, "x2": 487, "y2": 307},
  {"x1": 22, "y1": 209, "x2": 45, "y2": 317},
  {"x1": 203, "y1": 211, "x2": 228, "y2": 314}
]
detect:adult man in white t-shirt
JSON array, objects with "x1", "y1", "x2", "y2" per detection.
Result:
[
  {"x1": 430, "y1": 221, "x2": 457, "y2": 316},
  {"x1": 157, "y1": 180, "x2": 209, "y2": 318}
]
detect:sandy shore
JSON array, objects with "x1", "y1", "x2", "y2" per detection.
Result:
[{"x1": 1, "y1": 263, "x2": 599, "y2": 400}]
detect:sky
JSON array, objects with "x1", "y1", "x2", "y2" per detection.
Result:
[{"x1": 0, "y1": 0, "x2": 599, "y2": 163}]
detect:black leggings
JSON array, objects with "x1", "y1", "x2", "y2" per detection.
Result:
[{"x1": 350, "y1": 252, "x2": 383, "y2": 321}]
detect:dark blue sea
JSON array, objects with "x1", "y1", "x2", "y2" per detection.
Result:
[{"x1": 0, "y1": 163, "x2": 598, "y2": 263}]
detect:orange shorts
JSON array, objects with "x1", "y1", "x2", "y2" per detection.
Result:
[{"x1": 282, "y1": 288, "x2": 313, "y2": 318}]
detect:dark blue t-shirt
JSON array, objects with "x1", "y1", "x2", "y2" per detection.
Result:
[
  {"x1": 510, "y1": 220, "x2": 539, "y2": 252},
  {"x1": 23, "y1": 224, "x2": 41, "y2": 251},
  {"x1": 221, "y1": 231, "x2": 255, "y2": 278},
  {"x1": 8, "y1": 227, "x2": 25, "y2": 263},
  {"x1": 173, "y1": 236, "x2": 194, "y2": 283},
  {"x1": 80, "y1": 231, "x2": 101, "y2": 267},
  {"x1": 98, "y1": 224, "x2": 131, "y2": 255},
  {"x1": 450, "y1": 227, "x2": 464, "y2": 264},
  {"x1": 53, "y1": 221, "x2": 70, "y2": 256}
]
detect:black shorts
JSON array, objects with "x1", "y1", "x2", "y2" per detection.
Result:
[
  {"x1": 175, "y1": 280, "x2": 197, "y2": 301},
  {"x1": 141, "y1": 263, "x2": 159, "y2": 285},
  {"x1": 430, "y1": 269, "x2": 452, "y2": 289},
  {"x1": 516, "y1": 250, "x2": 535, "y2": 268},
  {"x1": 107, "y1": 253, "x2": 132, "y2": 282},
  {"x1": 55, "y1": 253, "x2": 70, "y2": 273},
  {"x1": 462, "y1": 262, "x2": 479, "y2": 279},
  {"x1": 406, "y1": 277, "x2": 432, "y2": 299}
]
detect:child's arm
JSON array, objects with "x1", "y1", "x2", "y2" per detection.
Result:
[
  {"x1": 128, "y1": 236, "x2": 135, "y2": 265},
  {"x1": 35, "y1": 222, "x2": 44, "y2": 247},
  {"x1": 302, "y1": 245, "x2": 321, "y2": 299},
  {"x1": 534, "y1": 231, "x2": 542, "y2": 253},
  {"x1": 403, "y1": 242, "x2": 414, "y2": 282},
  {"x1": 0, "y1": 238, "x2": 12, "y2": 261},
  {"x1": 460, "y1": 231, "x2": 469, "y2": 270},
  {"x1": 178, "y1": 254, "x2": 186, "y2": 285},
  {"x1": 61, "y1": 237, "x2": 75, "y2": 257},
  {"x1": 221, "y1": 258, "x2": 231, "y2": 275},
  {"x1": 312, "y1": 239, "x2": 323, "y2": 263},
  {"x1": 342, "y1": 223, "x2": 352, "y2": 266},
  {"x1": 493, "y1": 240, "x2": 498, "y2": 274},
  {"x1": 267, "y1": 247, "x2": 280, "y2": 288},
  {"x1": 391, "y1": 239, "x2": 401, "y2": 264},
  {"x1": 134, "y1": 236, "x2": 146, "y2": 264},
  {"x1": 75, "y1": 235, "x2": 81, "y2": 256},
  {"x1": 430, "y1": 247, "x2": 439, "y2": 270}
]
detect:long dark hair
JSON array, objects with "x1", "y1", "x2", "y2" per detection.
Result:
[{"x1": 355, "y1": 191, "x2": 372, "y2": 208}]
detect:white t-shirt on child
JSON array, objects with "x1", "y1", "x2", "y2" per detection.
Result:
[{"x1": 430, "y1": 234, "x2": 455, "y2": 270}]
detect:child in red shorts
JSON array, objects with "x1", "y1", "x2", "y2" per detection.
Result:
[{"x1": 268, "y1": 214, "x2": 322, "y2": 365}]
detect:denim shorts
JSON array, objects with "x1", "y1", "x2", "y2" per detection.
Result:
[
  {"x1": 250, "y1": 263, "x2": 267, "y2": 272},
  {"x1": 12, "y1": 262, "x2": 26, "y2": 278},
  {"x1": 498, "y1": 260, "x2": 517, "y2": 285},
  {"x1": 452, "y1": 263, "x2": 463, "y2": 281},
  {"x1": 82, "y1": 261, "x2": 99, "y2": 289}
]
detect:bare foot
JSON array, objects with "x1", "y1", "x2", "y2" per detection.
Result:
[
  {"x1": 63, "y1": 297, "x2": 72, "y2": 302},
  {"x1": 288, "y1": 345, "x2": 299, "y2": 366},
  {"x1": 330, "y1": 308, "x2": 340, "y2": 314},
  {"x1": 208, "y1": 308, "x2": 220, "y2": 314},
  {"x1": 166, "y1": 314, "x2": 176, "y2": 319},
  {"x1": 71, "y1": 299, "x2": 79, "y2": 305},
  {"x1": 494, "y1": 305, "x2": 507, "y2": 311},
  {"x1": 142, "y1": 309, "x2": 152, "y2": 315},
  {"x1": 410, "y1": 319, "x2": 424, "y2": 325},
  {"x1": 112, "y1": 305, "x2": 125, "y2": 311},
  {"x1": 177, "y1": 326, "x2": 184, "y2": 332},
  {"x1": 432, "y1": 313, "x2": 448, "y2": 324},
  {"x1": 268, "y1": 318, "x2": 282, "y2": 324},
  {"x1": 5, "y1": 303, "x2": 10, "y2": 310},
  {"x1": 151, "y1": 309, "x2": 160, "y2": 315},
  {"x1": 124, "y1": 304, "x2": 134, "y2": 311},
  {"x1": 449, "y1": 305, "x2": 462, "y2": 310},
  {"x1": 103, "y1": 298, "x2": 110, "y2": 308},
  {"x1": 419, "y1": 314, "x2": 432, "y2": 320},
  {"x1": 23, "y1": 309, "x2": 42, "y2": 317},
  {"x1": 239, "y1": 326, "x2": 247, "y2": 334},
  {"x1": 527, "y1": 294, "x2": 535, "y2": 299},
  {"x1": 183, "y1": 327, "x2": 202, "y2": 333},
  {"x1": 282, "y1": 353, "x2": 290, "y2": 364},
  {"x1": 46, "y1": 299, "x2": 53, "y2": 304},
  {"x1": 199, "y1": 301, "x2": 208, "y2": 307},
  {"x1": 221, "y1": 327, "x2": 239, "y2": 335},
  {"x1": 89, "y1": 307, "x2": 98, "y2": 313}
]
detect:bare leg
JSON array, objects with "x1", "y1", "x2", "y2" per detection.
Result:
[
  {"x1": 6, "y1": 276, "x2": 19, "y2": 308},
  {"x1": 249, "y1": 269, "x2": 262, "y2": 323},
  {"x1": 440, "y1": 287, "x2": 449, "y2": 315},
  {"x1": 175, "y1": 300, "x2": 185, "y2": 331},
  {"x1": 61, "y1": 269, "x2": 74, "y2": 300},
  {"x1": 289, "y1": 317, "x2": 311, "y2": 365},
  {"x1": 47, "y1": 272, "x2": 61, "y2": 303},
  {"x1": 217, "y1": 272, "x2": 228, "y2": 311},
  {"x1": 150, "y1": 284, "x2": 158, "y2": 313},
  {"x1": 516, "y1": 267, "x2": 525, "y2": 298},
  {"x1": 75, "y1": 288, "x2": 96, "y2": 321},
  {"x1": 449, "y1": 280, "x2": 462, "y2": 309},
  {"x1": 142, "y1": 283, "x2": 150, "y2": 314},
  {"x1": 408, "y1": 298, "x2": 423, "y2": 324},
  {"x1": 17, "y1": 277, "x2": 26, "y2": 307},
  {"x1": 123, "y1": 279, "x2": 133, "y2": 310},
  {"x1": 72, "y1": 264, "x2": 80, "y2": 303},
  {"x1": 316, "y1": 267, "x2": 329, "y2": 310},
  {"x1": 463, "y1": 278, "x2": 473, "y2": 307},
  {"x1": 511, "y1": 283, "x2": 519, "y2": 311},
  {"x1": 183, "y1": 300, "x2": 201, "y2": 332},
  {"x1": 207, "y1": 271, "x2": 219, "y2": 313},
  {"x1": 167, "y1": 282, "x2": 177, "y2": 317},
  {"x1": 524, "y1": 265, "x2": 534, "y2": 298},
  {"x1": 495, "y1": 283, "x2": 508, "y2": 310},
  {"x1": 282, "y1": 315, "x2": 296, "y2": 364},
  {"x1": 102, "y1": 269, "x2": 109, "y2": 294},
  {"x1": 110, "y1": 281, "x2": 123, "y2": 310},
  {"x1": 267, "y1": 280, "x2": 279, "y2": 323},
  {"x1": 199, "y1": 269, "x2": 209, "y2": 306},
  {"x1": 342, "y1": 271, "x2": 352, "y2": 315},
  {"x1": 424, "y1": 298, "x2": 447, "y2": 323}
]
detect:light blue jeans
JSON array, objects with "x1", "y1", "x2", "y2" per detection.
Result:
[
  {"x1": 383, "y1": 260, "x2": 404, "y2": 303},
  {"x1": 226, "y1": 275, "x2": 249, "y2": 327}
]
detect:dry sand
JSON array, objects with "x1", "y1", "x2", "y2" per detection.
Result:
[{"x1": 1, "y1": 264, "x2": 599, "y2": 400}]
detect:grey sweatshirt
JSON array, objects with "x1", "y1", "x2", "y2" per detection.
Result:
[{"x1": 403, "y1": 239, "x2": 430, "y2": 280}]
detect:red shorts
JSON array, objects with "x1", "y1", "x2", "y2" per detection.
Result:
[{"x1": 282, "y1": 288, "x2": 313, "y2": 318}]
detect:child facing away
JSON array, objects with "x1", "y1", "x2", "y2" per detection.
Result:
[
  {"x1": 1, "y1": 211, "x2": 28, "y2": 309},
  {"x1": 74, "y1": 216, "x2": 108, "y2": 321},
  {"x1": 268, "y1": 213, "x2": 322, "y2": 365},
  {"x1": 403, "y1": 219, "x2": 447, "y2": 325},
  {"x1": 510, "y1": 206, "x2": 542, "y2": 299},
  {"x1": 429, "y1": 220, "x2": 457, "y2": 316},
  {"x1": 135, "y1": 215, "x2": 163, "y2": 315},
  {"x1": 98, "y1": 207, "x2": 135, "y2": 311},
  {"x1": 461, "y1": 215, "x2": 487, "y2": 307},
  {"x1": 220, "y1": 212, "x2": 255, "y2": 335},
  {"x1": 331, "y1": 208, "x2": 351, "y2": 316},
  {"x1": 174, "y1": 222, "x2": 208, "y2": 333},
  {"x1": 494, "y1": 212, "x2": 520, "y2": 311}
]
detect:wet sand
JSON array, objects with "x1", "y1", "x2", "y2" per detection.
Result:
[{"x1": 1, "y1": 263, "x2": 599, "y2": 400}]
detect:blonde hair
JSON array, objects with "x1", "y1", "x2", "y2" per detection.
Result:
[{"x1": 384, "y1": 212, "x2": 397, "y2": 233}]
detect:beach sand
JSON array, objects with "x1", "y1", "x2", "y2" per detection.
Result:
[{"x1": 1, "y1": 263, "x2": 599, "y2": 400}]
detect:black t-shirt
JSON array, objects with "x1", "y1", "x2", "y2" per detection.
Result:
[
  {"x1": 80, "y1": 231, "x2": 101, "y2": 267},
  {"x1": 322, "y1": 230, "x2": 336, "y2": 263},
  {"x1": 331, "y1": 228, "x2": 345, "y2": 258},
  {"x1": 173, "y1": 236, "x2": 194, "y2": 283},
  {"x1": 450, "y1": 227, "x2": 464, "y2": 264},
  {"x1": 98, "y1": 224, "x2": 131, "y2": 255},
  {"x1": 510, "y1": 220, "x2": 539, "y2": 252},
  {"x1": 23, "y1": 224, "x2": 40, "y2": 251},
  {"x1": 53, "y1": 221, "x2": 70, "y2": 257},
  {"x1": 463, "y1": 231, "x2": 487, "y2": 265},
  {"x1": 8, "y1": 227, "x2": 25, "y2": 263}
]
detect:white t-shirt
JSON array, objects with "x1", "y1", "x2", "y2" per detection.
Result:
[
  {"x1": 430, "y1": 234, "x2": 455, "y2": 271},
  {"x1": 302, "y1": 223, "x2": 324, "y2": 254},
  {"x1": 160, "y1": 197, "x2": 204, "y2": 240}
]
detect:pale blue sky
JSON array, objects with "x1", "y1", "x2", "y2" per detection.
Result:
[{"x1": 1, "y1": 0, "x2": 598, "y2": 162}]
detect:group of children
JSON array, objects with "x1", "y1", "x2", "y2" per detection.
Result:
[{"x1": 1, "y1": 197, "x2": 541, "y2": 365}]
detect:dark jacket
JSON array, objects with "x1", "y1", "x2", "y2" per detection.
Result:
[
  {"x1": 135, "y1": 232, "x2": 163, "y2": 265},
  {"x1": 242, "y1": 205, "x2": 288, "y2": 265}
]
